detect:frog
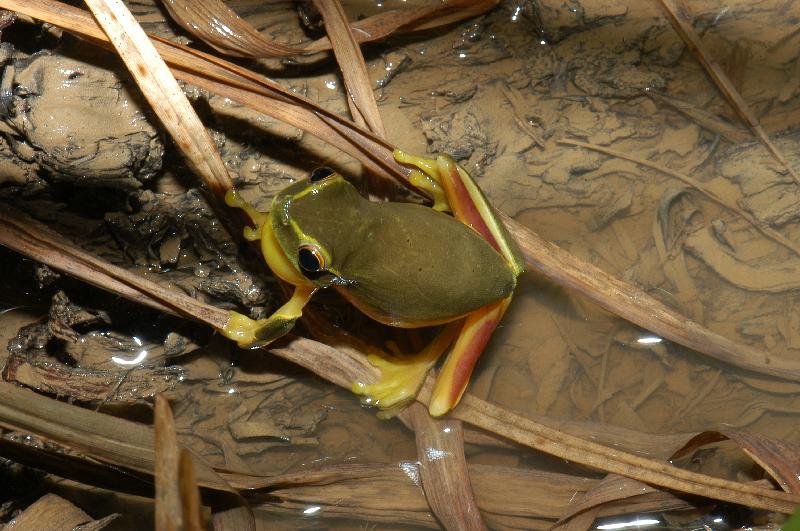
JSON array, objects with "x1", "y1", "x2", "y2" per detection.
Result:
[{"x1": 220, "y1": 150, "x2": 525, "y2": 416}]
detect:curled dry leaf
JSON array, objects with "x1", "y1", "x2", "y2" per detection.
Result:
[
  {"x1": 160, "y1": 0, "x2": 300, "y2": 57},
  {"x1": 408, "y1": 403, "x2": 486, "y2": 530},
  {"x1": 159, "y1": 0, "x2": 500, "y2": 58},
  {"x1": 672, "y1": 430, "x2": 800, "y2": 494}
]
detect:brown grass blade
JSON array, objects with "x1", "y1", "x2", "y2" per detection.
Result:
[
  {"x1": 246, "y1": 462, "x2": 593, "y2": 526},
  {"x1": 408, "y1": 404, "x2": 486, "y2": 530},
  {"x1": 0, "y1": 381, "x2": 238, "y2": 491},
  {"x1": 553, "y1": 474, "x2": 701, "y2": 531},
  {"x1": 672, "y1": 431, "x2": 800, "y2": 494},
  {"x1": 1, "y1": 206, "x2": 797, "y2": 513},
  {"x1": 449, "y1": 393, "x2": 799, "y2": 513},
  {"x1": 0, "y1": 205, "x2": 227, "y2": 328},
  {"x1": 160, "y1": 0, "x2": 499, "y2": 58},
  {"x1": 558, "y1": 138, "x2": 800, "y2": 257},
  {"x1": 313, "y1": 0, "x2": 386, "y2": 137},
  {"x1": 84, "y1": 0, "x2": 232, "y2": 197},
  {"x1": 155, "y1": 395, "x2": 183, "y2": 531},
  {"x1": 500, "y1": 211, "x2": 800, "y2": 382},
  {"x1": 656, "y1": 0, "x2": 800, "y2": 185},
  {"x1": 178, "y1": 449, "x2": 204, "y2": 531},
  {"x1": 5, "y1": 494, "x2": 117, "y2": 530},
  {"x1": 343, "y1": 0, "x2": 501, "y2": 43},
  {"x1": 161, "y1": 0, "x2": 300, "y2": 57}
]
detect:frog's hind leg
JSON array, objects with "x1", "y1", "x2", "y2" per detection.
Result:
[
  {"x1": 394, "y1": 150, "x2": 524, "y2": 416},
  {"x1": 353, "y1": 322, "x2": 460, "y2": 418},
  {"x1": 429, "y1": 297, "x2": 511, "y2": 416},
  {"x1": 221, "y1": 284, "x2": 317, "y2": 348}
]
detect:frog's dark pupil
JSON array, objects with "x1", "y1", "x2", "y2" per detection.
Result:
[
  {"x1": 298, "y1": 246, "x2": 322, "y2": 272},
  {"x1": 310, "y1": 167, "x2": 334, "y2": 182}
]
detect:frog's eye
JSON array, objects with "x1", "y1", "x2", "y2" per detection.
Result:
[
  {"x1": 298, "y1": 244, "x2": 327, "y2": 273},
  {"x1": 310, "y1": 167, "x2": 334, "y2": 182}
]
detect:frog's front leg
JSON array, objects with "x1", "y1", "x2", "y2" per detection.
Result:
[
  {"x1": 225, "y1": 190, "x2": 268, "y2": 242},
  {"x1": 220, "y1": 189, "x2": 316, "y2": 348},
  {"x1": 221, "y1": 284, "x2": 316, "y2": 348}
]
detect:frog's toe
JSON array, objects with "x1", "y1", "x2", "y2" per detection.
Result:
[{"x1": 352, "y1": 352, "x2": 437, "y2": 416}]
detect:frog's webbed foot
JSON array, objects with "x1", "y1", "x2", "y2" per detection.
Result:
[
  {"x1": 394, "y1": 149, "x2": 450, "y2": 212},
  {"x1": 220, "y1": 285, "x2": 316, "y2": 348},
  {"x1": 353, "y1": 324, "x2": 460, "y2": 418}
]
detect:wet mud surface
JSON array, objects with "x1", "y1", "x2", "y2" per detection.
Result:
[{"x1": 1, "y1": 0, "x2": 800, "y2": 528}]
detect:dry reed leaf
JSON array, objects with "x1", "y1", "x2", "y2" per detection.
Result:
[
  {"x1": 178, "y1": 449, "x2": 204, "y2": 531},
  {"x1": 160, "y1": 0, "x2": 300, "y2": 57},
  {"x1": 0, "y1": 436, "x2": 155, "y2": 498},
  {"x1": 313, "y1": 0, "x2": 386, "y2": 137},
  {"x1": 1, "y1": 205, "x2": 792, "y2": 514},
  {"x1": 246, "y1": 462, "x2": 593, "y2": 526},
  {"x1": 656, "y1": 0, "x2": 800, "y2": 185},
  {"x1": 450, "y1": 393, "x2": 799, "y2": 513},
  {"x1": 160, "y1": 0, "x2": 499, "y2": 58},
  {"x1": 84, "y1": 0, "x2": 232, "y2": 197},
  {"x1": 5, "y1": 493, "x2": 117, "y2": 530},
  {"x1": 0, "y1": 205, "x2": 227, "y2": 327},
  {"x1": 553, "y1": 474, "x2": 713, "y2": 531},
  {"x1": 408, "y1": 404, "x2": 486, "y2": 530},
  {"x1": 558, "y1": 138, "x2": 800, "y2": 257},
  {"x1": 155, "y1": 395, "x2": 183, "y2": 531},
  {"x1": 672, "y1": 431, "x2": 800, "y2": 494},
  {"x1": 0, "y1": 380, "x2": 254, "y2": 494},
  {"x1": 500, "y1": 210, "x2": 800, "y2": 382}
]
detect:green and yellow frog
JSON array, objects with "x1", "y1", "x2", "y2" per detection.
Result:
[{"x1": 220, "y1": 150, "x2": 524, "y2": 416}]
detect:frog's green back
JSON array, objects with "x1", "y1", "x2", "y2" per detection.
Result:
[
  {"x1": 341, "y1": 201, "x2": 515, "y2": 326},
  {"x1": 272, "y1": 176, "x2": 515, "y2": 327}
]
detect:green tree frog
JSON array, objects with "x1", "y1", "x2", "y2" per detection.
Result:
[{"x1": 220, "y1": 150, "x2": 524, "y2": 416}]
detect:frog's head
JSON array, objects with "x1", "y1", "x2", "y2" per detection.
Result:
[{"x1": 269, "y1": 167, "x2": 365, "y2": 288}]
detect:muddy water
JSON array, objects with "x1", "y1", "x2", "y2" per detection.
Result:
[{"x1": 2, "y1": 0, "x2": 800, "y2": 528}]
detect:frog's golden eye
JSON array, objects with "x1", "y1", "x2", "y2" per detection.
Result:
[
  {"x1": 298, "y1": 244, "x2": 327, "y2": 273},
  {"x1": 310, "y1": 167, "x2": 334, "y2": 182}
]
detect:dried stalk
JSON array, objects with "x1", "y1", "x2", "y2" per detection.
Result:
[
  {"x1": 656, "y1": 0, "x2": 800, "y2": 185},
  {"x1": 0, "y1": 207, "x2": 796, "y2": 513},
  {"x1": 312, "y1": 0, "x2": 386, "y2": 137},
  {"x1": 84, "y1": 0, "x2": 231, "y2": 197},
  {"x1": 155, "y1": 395, "x2": 185, "y2": 531},
  {"x1": 408, "y1": 404, "x2": 486, "y2": 530},
  {"x1": 558, "y1": 138, "x2": 800, "y2": 257},
  {"x1": 501, "y1": 212, "x2": 800, "y2": 382}
]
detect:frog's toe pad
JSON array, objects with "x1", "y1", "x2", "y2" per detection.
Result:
[{"x1": 352, "y1": 353, "x2": 437, "y2": 417}]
